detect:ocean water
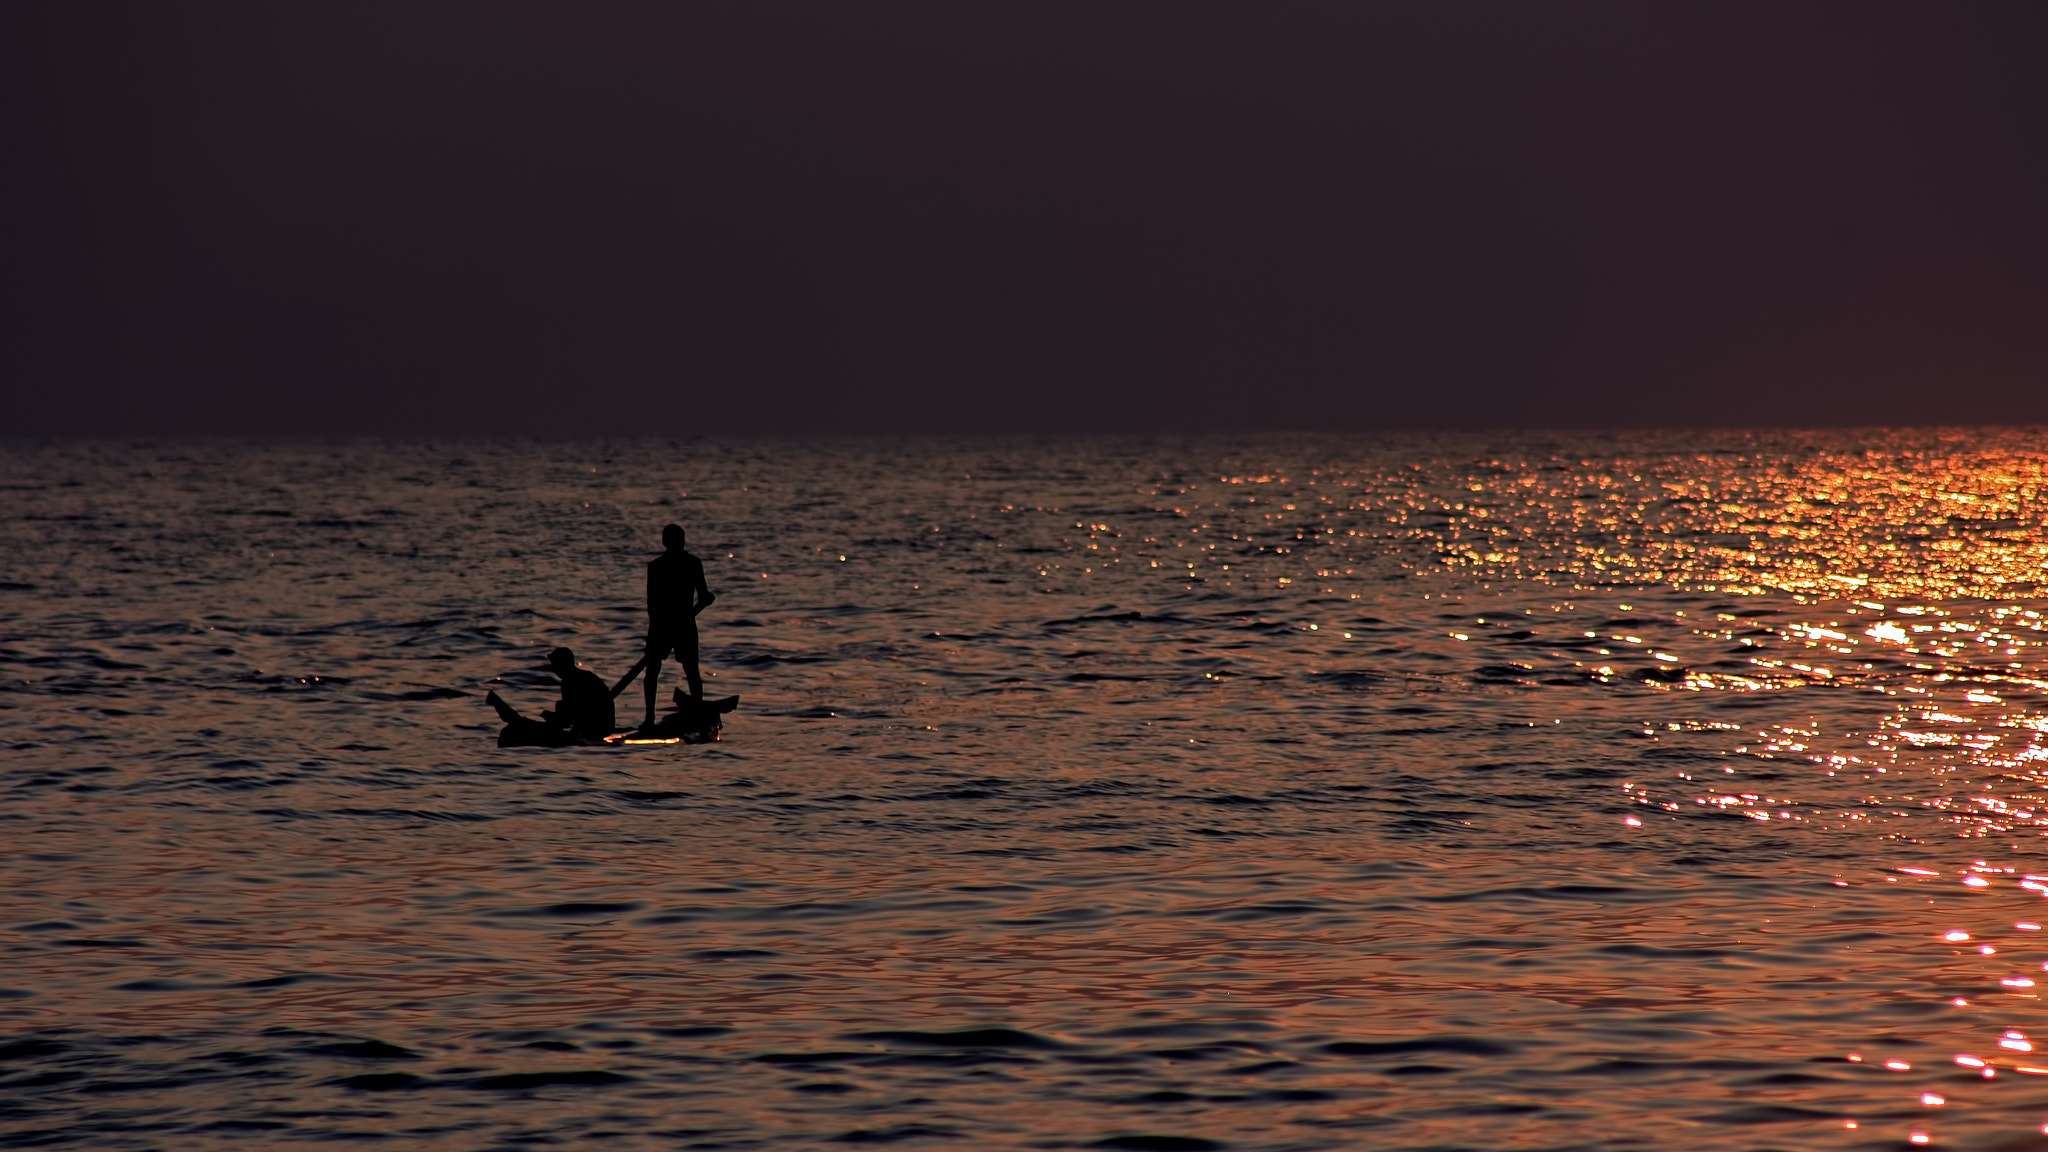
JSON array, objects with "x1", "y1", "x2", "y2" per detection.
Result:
[{"x1": 7, "y1": 431, "x2": 2048, "y2": 1151}]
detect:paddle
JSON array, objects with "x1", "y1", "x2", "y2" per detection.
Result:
[{"x1": 607, "y1": 655, "x2": 649, "y2": 699}]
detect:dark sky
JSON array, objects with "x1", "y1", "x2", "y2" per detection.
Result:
[{"x1": 5, "y1": 2, "x2": 2046, "y2": 436}]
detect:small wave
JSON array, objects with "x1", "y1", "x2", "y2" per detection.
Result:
[
  {"x1": 1322, "y1": 1036, "x2": 1518, "y2": 1057},
  {"x1": 328, "y1": 808, "x2": 497, "y2": 822},
  {"x1": 484, "y1": 902, "x2": 645, "y2": 920},
  {"x1": 843, "y1": 1028, "x2": 1066, "y2": 1050}
]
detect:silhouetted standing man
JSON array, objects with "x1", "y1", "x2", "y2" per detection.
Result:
[{"x1": 644, "y1": 523, "x2": 716, "y2": 727}]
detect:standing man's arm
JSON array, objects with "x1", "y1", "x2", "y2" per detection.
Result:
[{"x1": 692, "y1": 560, "x2": 715, "y2": 617}]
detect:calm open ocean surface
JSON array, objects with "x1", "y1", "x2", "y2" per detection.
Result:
[{"x1": 9, "y1": 431, "x2": 2048, "y2": 1151}]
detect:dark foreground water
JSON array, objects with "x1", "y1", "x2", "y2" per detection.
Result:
[{"x1": 9, "y1": 432, "x2": 2048, "y2": 1151}]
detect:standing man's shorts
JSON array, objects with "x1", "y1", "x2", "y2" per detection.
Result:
[{"x1": 645, "y1": 622, "x2": 698, "y2": 660}]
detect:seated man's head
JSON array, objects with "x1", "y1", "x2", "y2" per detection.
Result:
[
  {"x1": 547, "y1": 647, "x2": 577, "y2": 672},
  {"x1": 662, "y1": 523, "x2": 686, "y2": 550}
]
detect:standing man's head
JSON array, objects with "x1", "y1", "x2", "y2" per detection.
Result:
[
  {"x1": 547, "y1": 647, "x2": 577, "y2": 673},
  {"x1": 662, "y1": 524, "x2": 686, "y2": 550}
]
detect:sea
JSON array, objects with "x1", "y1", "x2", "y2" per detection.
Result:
[{"x1": 6, "y1": 431, "x2": 2048, "y2": 1152}]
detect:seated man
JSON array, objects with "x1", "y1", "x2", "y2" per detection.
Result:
[
  {"x1": 540, "y1": 647, "x2": 615, "y2": 740},
  {"x1": 484, "y1": 647, "x2": 615, "y2": 747}
]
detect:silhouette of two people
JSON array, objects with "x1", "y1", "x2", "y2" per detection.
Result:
[
  {"x1": 642, "y1": 523, "x2": 716, "y2": 729},
  {"x1": 484, "y1": 524, "x2": 720, "y2": 746},
  {"x1": 487, "y1": 646, "x2": 615, "y2": 747}
]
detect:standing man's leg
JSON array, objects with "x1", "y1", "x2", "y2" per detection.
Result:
[
  {"x1": 642, "y1": 638, "x2": 665, "y2": 728},
  {"x1": 680, "y1": 622, "x2": 703, "y2": 700}
]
